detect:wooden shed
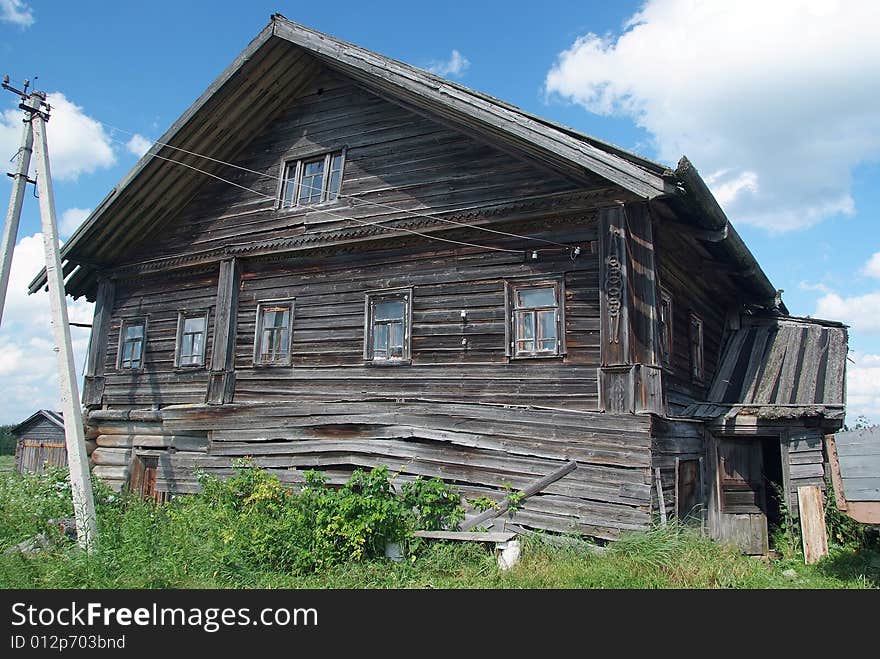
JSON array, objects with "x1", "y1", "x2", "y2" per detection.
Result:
[
  {"x1": 12, "y1": 410, "x2": 67, "y2": 474},
  {"x1": 28, "y1": 15, "x2": 849, "y2": 552}
]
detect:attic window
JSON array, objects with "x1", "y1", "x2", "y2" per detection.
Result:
[
  {"x1": 690, "y1": 313, "x2": 704, "y2": 384},
  {"x1": 280, "y1": 150, "x2": 345, "y2": 208}
]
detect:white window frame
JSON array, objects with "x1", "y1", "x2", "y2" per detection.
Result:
[
  {"x1": 174, "y1": 310, "x2": 209, "y2": 368},
  {"x1": 364, "y1": 289, "x2": 412, "y2": 364},
  {"x1": 505, "y1": 278, "x2": 566, "y2": 359},
  {"x1": 253, "y1": 299, "x2": 295, "y2": 367},
  {"x1": 278, "y1": 148, "x2": 346, "y2": 209}
]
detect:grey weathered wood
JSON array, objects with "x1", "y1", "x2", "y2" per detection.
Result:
[
  {"x1": 655, "y1": 467, "x2": 667, "y2": 525},
  {"x1": 459, "y1": 460, "x2": 578, "y2": 530},
  {"x1": 207, "y1": 258, "x2": 240, "y2": 404},
  {"x1": 83, "y1": 277, "x2": 115, "y2": 405},
  {"x1": 798, "y1": 485, "x2": 828, "y2": 564},
  {"x1": 413, "y1": 530, "x2": 516, "y2": 543}
]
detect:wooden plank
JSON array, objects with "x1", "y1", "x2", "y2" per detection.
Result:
[
  {"x1": 207, "y1": 257, "x2": 240, "y2": 404},
  {"x1": 413, "y1": 530, "x2": 515, "y2": 543},
  {"x1": 825, "y1": 435, "x2": 848, "y2": 511},
  {"x1": 655, "y1": 466, "x2": 667, "y2": 525},
  {"x1": 459, "y1": 460, "x2": 577, "y2": 530},
  {"x1": 798, "y1": 485, "x2": 828, "y2": 565}
]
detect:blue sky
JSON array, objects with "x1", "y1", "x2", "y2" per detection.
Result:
[{"x1": 0, "y1": 0, "x2": 878, "y2": 424}]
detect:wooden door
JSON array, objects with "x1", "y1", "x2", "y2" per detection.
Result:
[{"x1": 716, "y1": 439, "x2": 768, "y2": 555}]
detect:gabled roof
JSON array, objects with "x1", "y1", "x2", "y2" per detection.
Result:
[
  {"x1": 686, "y1": 315, "x2": 848, "y2": 423},
  {"x1": 12, "y1": 410, "x2": 64, "y2": 435},
  {"x1": 30, "y1": 15, "x2": 775, "y2": 307}
]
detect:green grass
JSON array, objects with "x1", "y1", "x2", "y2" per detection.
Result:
[
  {"x1": 0, "y1": 455, "x2": 13, "y2": 471},
  {"x1": 0, "y1": 467, "x2": 877, "y2": 589}
]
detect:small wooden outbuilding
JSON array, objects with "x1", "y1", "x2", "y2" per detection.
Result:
[{"x1": 12, "y1": 410, "x2": 67, "y2": 474}]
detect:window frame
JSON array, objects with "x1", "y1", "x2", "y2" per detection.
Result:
[
  {"x1": 363, "y1": 288, "x2": 412, "y2": 365},
  {"x1": 253, "y1": 299, "x2": 296, "y2": 367},
  {"x1": 504, "y1": 278, "x2": 566, "y2": 360},
  {"x1": 116, "y1": 317, "x2": 148, "y2": 371},
  {"x1": 689, "y1": 312, "x2": 705, "y2": 384},
  {"x1": 658, "y1": 287, "x2": 674, "y2": 369},
  {"x1": 277, "y1": 147, "x2": 346, "y2": 210},
  {"x1": 174, "y1": 309, "x2": 210, "y2": 369}
]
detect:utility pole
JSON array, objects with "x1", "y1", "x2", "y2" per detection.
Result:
[{"x1": 0, "y1": 77, "x2": 98, "y2": 552}]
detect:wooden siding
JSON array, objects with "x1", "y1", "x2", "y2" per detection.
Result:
[
  {"x1": 650, "y1": 417, "x2": 706, "y2": 524},
  {"x1": 88, "y1": 402, "x2": 654, "y2": 541},
  {"x1": 14, "y1": 416, "x2": 67, "y2": 474},
  {"x1": 101, "y1": 269, "x2": 217, "y2": 407},
  {"x1": 785, "y1": 427, "x2": 827, "y2": 518},
  {"x1": 128, "y1": 70, "x2": 595, "y2": 265},
  {"x1": 654, "y1": 222, "x2": 731, "y2": 415},
  {"x1": 831, "y1": 426, "x2": 880, "y2": 502},
  {"x1": 227, "y1": 225, "x2": 601, "y2": 409}
]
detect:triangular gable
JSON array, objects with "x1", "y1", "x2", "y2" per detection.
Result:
[
  {"x1": 30, "y1": 16, "x2": 669, "y2": 300},
  {"x1": 12, "y1": 410, "x2": 64, "y2": 436}
]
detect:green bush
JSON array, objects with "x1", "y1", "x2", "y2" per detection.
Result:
[{"x1": 164, "y1": 461, "x2": 463, "y2": 574}]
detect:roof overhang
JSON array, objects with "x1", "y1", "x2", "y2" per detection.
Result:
[{"x1": 28, "y1": 16, "x2": 775, "y2": 311}]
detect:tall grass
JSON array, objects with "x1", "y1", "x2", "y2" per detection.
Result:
[{"x1": 0, "y1": 467, "x2": 877, "y2": 589}]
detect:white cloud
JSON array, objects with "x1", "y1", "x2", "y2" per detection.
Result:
[
  {"x1": 862, "y1": 251, "x2": 880, "y2": 279},
  {"x1": 0, "y1": 92, "x2": 115, "y2": 182},
  {"x1": 59, "y1": 207, "x2": 91, "y2": 239},
  {"x1": 0, "y1": 0, "x2": 33, "y2": 26},
  {"x1": 845, "y1": 352, "x2": 880, "y2": 426},
  {"x1": 815, "y1": 291, "x2": 880, "y2": 334},
  {"x1": 799, "y1": 280, "x2": 833, "y2": 295},
  {"x1": 545, "y1": 0, "x2": 880, "y2": 233},
  {"x1": 125, "y1": 133, "x2": 152, "y2": 158},
  {"x1": 426, "y1": 50, "x2": 470, "y2": 78},
  {"x1": 0, "y1": 233, "x2": 93, "y2": 424}
]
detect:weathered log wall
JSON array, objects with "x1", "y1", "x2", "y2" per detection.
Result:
[
  {"x1": 131, "y1": 70, "x2": 601, "y2": 263},
  {"x1": 88, "y1": 402, "x2": 653, "y2": 541},
  {"x1": 654, "y1": 223, "x2": 732, "y2": 414},
  {"x1": 650, "y1": 417, "x2": 706, "y2": 524}
]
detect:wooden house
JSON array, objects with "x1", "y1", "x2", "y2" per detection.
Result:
[
  {"x1": 12, "y1": 410, "x2": 67, "y2": 474},
  {"x1": 30, "y1": 16, "x2": 848, "y2": 552}
]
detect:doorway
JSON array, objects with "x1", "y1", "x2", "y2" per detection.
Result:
[{"x1": 712, "y1": 436, "x2": 785, "y2": 555}]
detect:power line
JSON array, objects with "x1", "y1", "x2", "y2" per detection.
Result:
[
  {"x1": 100, "y1": 124, "x2": 578, "y2": 253},
  {"x1": 148, "y1": 151, "x2": 524, "y2": 254}
]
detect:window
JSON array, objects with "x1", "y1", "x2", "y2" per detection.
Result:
[
  {"x1": 254, "y1": 300, "x2": 295, "y2": 366},
  {"x1": 117, "y1": 318, "x2": 146, "y2": 370},
  {"x1": 506, "y1": 279, "x2": 565, "y2": 358},
  {"x1": 175, "y1": 311, "x2": 208, "y2": 368},
  {"x1": 280, "y1": 150, "x2": 345, "y2": 208},
  {"x1": 658, "y1": 289, "x2": 673, "y2": 368},
  {"x1": 689, "y1": 312, "x2": 704, "y2": 384},
  {"x1": 364, "y1": 290, "x2": 411, "y2": 363}
]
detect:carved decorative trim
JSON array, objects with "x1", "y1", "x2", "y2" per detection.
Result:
[
  {"x1": 604, "y1": 226, "x2": 624, "y2": 345},
  {"x1": 105, "y1": 187, "x2": 621, "y2": 278}
]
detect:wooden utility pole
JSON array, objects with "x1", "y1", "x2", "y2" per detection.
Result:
[{"x1": 0, "y1": 78, "x2": 98, "y2": 551}]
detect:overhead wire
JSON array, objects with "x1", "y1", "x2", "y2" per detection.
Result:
[
  {"x1": 99, "y1": 122, "x2": 582, "y2": 256},
  {"x1": 147, "y1": 151, "x2": 523, "y2": 254}
]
